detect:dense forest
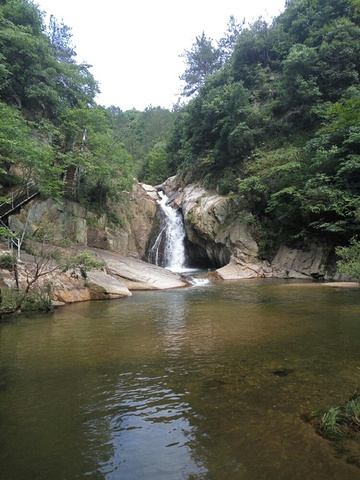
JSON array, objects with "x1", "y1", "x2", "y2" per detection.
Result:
[
  {"x1": 1, "y1": 0, "x2": 360, "y2": 260},
  {"x1": 168, "y1": 0, "x2": 360, "y2": 256},
  {"x1": 0, "y1": 0, "x2": 175, "y2": 212}
]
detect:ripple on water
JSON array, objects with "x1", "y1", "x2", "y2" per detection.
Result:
[
  {"x1": 2, "y1": 281, "x2": 360, "y2": 479},
  {"x1": 84, "y1": 373, "x2": 206, "y2": 479}
]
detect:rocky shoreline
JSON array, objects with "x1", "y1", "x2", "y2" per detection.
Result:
[{"x1": 0, "y1": 245, "x2": 189, "y2": 307}]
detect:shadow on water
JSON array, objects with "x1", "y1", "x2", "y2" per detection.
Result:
[{"x1": 1, "y1": 279, "x2": 360, "y2": 479}]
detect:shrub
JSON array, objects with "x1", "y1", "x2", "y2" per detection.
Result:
[
  {"x1": 336, "y1": 238, "x2": 360, "y2": 282},
  {"x1": 0, "y1": 253, "x2": 16, "y2": 271}
]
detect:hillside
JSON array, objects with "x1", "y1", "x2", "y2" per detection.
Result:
[{"x1": 166, "y1": 0, "x2": 360, "y2": 257}]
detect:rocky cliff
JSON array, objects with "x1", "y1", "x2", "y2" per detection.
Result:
[
  {"x1": 0, "y1": 245, "x2": 188, "y2": 306},
  {"x1": 1, "y1": 182, "x2": 189, "y2": 306},
  {"x1": 8, "y1": 183, "x2": 159, "y2": 258},
  {"x1": 1, "y1": 176, "x2": 347, "y2": 310},
  {"x1": 160, "y1": 176, "x2": 344, "y2": 281}
]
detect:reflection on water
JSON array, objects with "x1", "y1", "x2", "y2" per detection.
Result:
[{"x1": 1, "y1": 280, "x2": 360, "y2": 479}]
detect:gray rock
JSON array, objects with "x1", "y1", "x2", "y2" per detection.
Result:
[
  {"x1": 84, "y1": 247, "x2": 188, "y2": 290},
  {"x1": 175, "y1": 178, "x2": 341, "y2": 280}
]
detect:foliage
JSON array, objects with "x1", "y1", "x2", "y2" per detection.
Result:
[
  {"x1": 0, "y1": 0, "x2": 98, "y2": 117},
  {"x1": 180, "y1": 32, "x2": 222, "y2": 97},
  {"x1": 1, "y1": 283, "x2": 53, "y2": 313},
  {"x1": 336, "y1": 238, "x2": 360, "y2": 282},
  {"x1": 141, "y1": 142, "x2": 170, "y2": 185},
  {"x1": 106, "y1": 105, "x2": 176, "y2": 180},
  {"x1": 1, "y1": 0, "x2": 360, "y2": 264},
  {"x1": 0, "y1": 253, "x2": 16, "y2": 270},
  {"x1": 311, "y1": 392, "x2": 360, "y2": 442},
  {"x1": 0, "y1": 102, "x2": 62, "y2": 197},
  {"x1": 65, "y1": 251, "x2": 106, "y2": 280},
  {"x1": 217, "y1": 16, "x2": 244, "y2": 63},
  {"x1": 318, "y1": 406, "x2": 345, "y2": 439},
  {"x1": 0, "y1": 217, "x2": 107, "y2": 315},
  {"x1": 0, "y1": 0, "x2": 177, "y2": 212},
  {"x1": 167, "y1": 0, "x2": 360, "y2": 251},
  {"x1": 57, "y1": 104, "x2": 134, "y2": 207}
]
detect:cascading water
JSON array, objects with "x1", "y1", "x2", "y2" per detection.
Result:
[
  {"x1": 149, "y1": 191, "x2": 211, "y2": 286},
  {"x1": 148, "y1": 191, "x2": 187, "y2": 272}
]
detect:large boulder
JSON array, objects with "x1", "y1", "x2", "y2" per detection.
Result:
[
  {"x1": 179, "y1": 184, "x2": 271, "y2": 277},
  {"x1": 78, "y1": 247, "x2": 188, "y2": 290},
  {"x1": 0, "y1": 243, "x2": 188, "y2": 307}
]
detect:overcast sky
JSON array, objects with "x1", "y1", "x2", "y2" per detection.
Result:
[{"x1": 35, "y1": 0, "x2": 285, "y2": 111}]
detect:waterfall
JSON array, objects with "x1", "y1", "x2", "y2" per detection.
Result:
[{"x1": 149, "y1": 191, "x2": 187, "y2": 272}]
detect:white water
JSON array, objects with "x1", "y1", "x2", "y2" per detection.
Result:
[
  {"x1": 150, "y1": 192, "x2": 187, "y2": 272},
  {"x1": 187, "y1": 276, "x2": 211, "y2": 287},
  {"x1": 149, "y1": 192, "x2": 212, "y2": 286}
]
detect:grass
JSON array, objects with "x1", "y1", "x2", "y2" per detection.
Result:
[{"x1": 312, "y1": 393, "x2": 360, "y2": 440}]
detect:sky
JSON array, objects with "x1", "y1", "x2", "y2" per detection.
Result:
[{"x1": 35, "y1": 0, "x2": 286, "y2": 111}]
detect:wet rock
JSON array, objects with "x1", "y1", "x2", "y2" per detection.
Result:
[
  {"x1": 166, "y1": 177, "x2": 343, "y2": 280},
  {"x1": 89, "y1": 247, "x2": 188, "y2": 290}
]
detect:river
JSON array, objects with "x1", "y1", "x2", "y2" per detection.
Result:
[{"x1": 1, "y1": 279, "x2": 360, "y2": 479}]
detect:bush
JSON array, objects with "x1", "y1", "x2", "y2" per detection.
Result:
[
  {"x1": 1, "y1": 285, "x2": 53, "y2": 313},
  {"x1": 336, "y1": 238, "x2": 360, "y2": 282},
  {"x1": 0, "y1": 253, "x2": 16, "y2": 271}
]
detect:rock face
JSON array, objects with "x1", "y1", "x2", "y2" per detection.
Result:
[
  {"x1": 270, "y1": 245, "x2": 339, "y2": 280},
  {"x1": 160, "y1": 177, "x2": 342, "y2": 280},
  {"x1": 0, "y1": 182, "x2": 190, "y2": 305},
  {"x1": 3, "y1": 175, "x2": 345, "y2": 293},
  {"x1": 8, "y1": 183, "x2": 159, "y2": 259}
]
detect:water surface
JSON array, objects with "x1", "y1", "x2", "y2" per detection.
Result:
[{"x1": 1, "y1": 279, "x2": 360, "y2": 479}]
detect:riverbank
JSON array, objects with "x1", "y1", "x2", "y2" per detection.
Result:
[
  {"x1": 0, "y1": 244, "x2": 189, "y2": 311},
  {"x1": 0, "y1": 242, "x2": 357, "y2": 315},
  {"x1": 282, "y1": 281, "x2": 359, "y2": 288}
]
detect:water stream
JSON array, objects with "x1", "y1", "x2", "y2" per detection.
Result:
[
  {"x1": 148, "y1": 192, "x2": 210, "y2": 287},
  {"x1": 148, "y1": 192, "x2": 187, "y2": 272},
  {"x1": 1, "y1": 280, "x2": 360, "y2": 479}
]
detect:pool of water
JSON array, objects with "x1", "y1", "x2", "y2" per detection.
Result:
[{"x1": 1, "y1": 279, "x2": 360, "y2": 479}]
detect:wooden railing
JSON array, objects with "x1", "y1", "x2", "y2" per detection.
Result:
[{"x1": 0, "y1": 182, "x2": 39, "y2": 220}]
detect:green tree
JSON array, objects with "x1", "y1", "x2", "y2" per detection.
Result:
[
  {"x1": 0, "y1": 102, "x2": 63, "y2": 197},
  {"x1": 180, "y1": 32, "x2": 222, "y2": 97},
  {"x1": 107, "y1": 105, "x2": 175, "y2": 178},
  {"x1": 336, "y1": 238, "x2": 360, "y2": 282},
  {"x1": 218, "y1": 15, "x2": 244, "y2": 63},
  {"x1": 59, "y1": 105, "x2": 133, "y2": 207},
  {"x1": 47, "y1": 14, "x2": 76, "y2": 63},
  {"x1": 0, "y1": 0, "x2": 98, "y2": 119},
  {"x1": 141, "y1": 142, "x2": 170, "y2": 185}
]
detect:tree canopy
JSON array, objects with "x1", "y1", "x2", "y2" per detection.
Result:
[
  {"x1": 169, "y1": 0, "x2": 360, "y2": 254},
  {"x1": 0, "y1": 0, "x2": 176, "y2": 209}
]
